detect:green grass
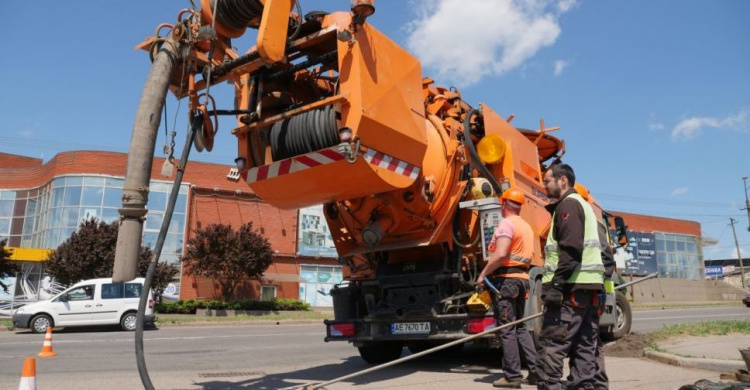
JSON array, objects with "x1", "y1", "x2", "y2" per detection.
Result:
[
  {"x1": 0, "y1": 319, "x2": 11, "y2": 329},
  {"x1": 650, "y1": 320, "x2": 750, "y2": 342},
  {"x1": 155, "y1": 311, "x2": 331, "y2": 325},
  {"x1": 631, "y1": 301, "x2": 743, "y2": 310}
]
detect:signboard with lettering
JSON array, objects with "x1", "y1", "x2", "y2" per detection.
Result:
[
  {"x1": 618, "y1": 232, "x2": 658, "y2": 276},
  {"x1": 297, "y1": 205, "x2": 337, "y2": 258},
  {"x1": 705, "y1": 266, "x2": 723, "y2": 278}
]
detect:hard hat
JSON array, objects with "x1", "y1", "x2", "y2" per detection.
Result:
[
  {"x1": 574, "y1": 183, "x2": 591, "y2": 202},
  {"x1": 500, "y1": 187, "x2": 525, "y2": 206}
]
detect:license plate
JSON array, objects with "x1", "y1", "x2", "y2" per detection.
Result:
[{"x1": 391, "y1": 322, "x2": 430, "y2": 334}]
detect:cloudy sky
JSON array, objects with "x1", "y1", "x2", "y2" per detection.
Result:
[{"x1": 1, "y1": 0, "x2": 748, "y2": 260}]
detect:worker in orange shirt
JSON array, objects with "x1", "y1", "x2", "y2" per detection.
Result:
[{"x1": 478, "y1": 188, "x2": 539, "y2": 388}]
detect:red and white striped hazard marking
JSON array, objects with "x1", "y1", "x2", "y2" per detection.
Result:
[
  {"x1": 246, "y1": 147, "x2": 345, "y2": 183},
  {"x1": 245, "y1": 146, "x2": 421, "y2": 183},
  {"x1": 363, "y1": 148, "x2": 420, "y2": 180}
]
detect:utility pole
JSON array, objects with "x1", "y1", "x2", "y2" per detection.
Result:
[
  {"x1": 743, "y1": 176, "x2": 750, "y2": 232},
  {"x1": 729, "y1": 218, "x2": 746, "y2": 290}
]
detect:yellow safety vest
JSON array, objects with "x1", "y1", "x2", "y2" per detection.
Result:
[{"x1": 542, "y1": 193, "x2": 604, "y2": 285}]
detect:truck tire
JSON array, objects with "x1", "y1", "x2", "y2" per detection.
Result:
[
  {"x1": 602, "y1": 292, "x2": 631, "y2": 340},
  {"x1": 358, "y1": 341, "x2": 404, "y2": 364}
]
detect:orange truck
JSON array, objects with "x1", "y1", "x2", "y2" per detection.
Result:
[{"x1": 114, "y1": 0, "x2": 631, "y2": 363}]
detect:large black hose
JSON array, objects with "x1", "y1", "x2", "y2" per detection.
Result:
[
  {"x1": 270, "y1": 105, "x2": 338, "y2": 160},
  {"x1": 211, "y1": 0, "x2": 264, "y2": 31},
  {"x1": 463, "y1": 108, "x2": 502, "y2": 194}
]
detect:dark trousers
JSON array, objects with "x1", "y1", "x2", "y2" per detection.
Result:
[
  {"x1": 568, "y1": 334, "x2": 608, "y2": 390},
  {"x1": 491, "y1": 278, "x2": 538, "y2": 381},
  {"x1": 537, "y1": 290, "x2": 600, "y2": 390}
]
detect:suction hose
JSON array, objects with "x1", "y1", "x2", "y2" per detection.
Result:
[{"x1": 462, "y1": 108, "x2": 502, "y2": 194}]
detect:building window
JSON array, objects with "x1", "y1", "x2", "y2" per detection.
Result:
[
  {"x1": 260, "y1": 285, "x2": 277, "y2": 301},
  {"x1": 654, "y1": 233, "x2": 702, "y2": 280}
]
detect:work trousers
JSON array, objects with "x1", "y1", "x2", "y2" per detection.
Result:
[
  {"x1": 568, "y1": 334, "x2": 608, "y2": 390},
  {"x1": 537, "y1": 290, "x2": 600, "y2": 390},
  {"x1": 491, "y1": 277, "x2": 538, "y2": 381}
]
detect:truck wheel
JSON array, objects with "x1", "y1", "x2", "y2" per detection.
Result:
[
  {"x1": 358, "y1": 341, "x2": 404, "y2": 364},
  {"x1": 602, "y1": 292, "x2": 631, "y2": 340},
  {"x1": 120, "y1": 312, "x2": 137, "y2": 331},
  {"x1": 30, "y1": 314, "x2": 53, "y2": 334}
]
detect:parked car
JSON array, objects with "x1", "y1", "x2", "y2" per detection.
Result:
[
  {"x1": 12, "y1": 278, "x2": 155, "y2": 333},
  {"x1": 743, "y1": 293, "x2": 750, "y2": 308}
]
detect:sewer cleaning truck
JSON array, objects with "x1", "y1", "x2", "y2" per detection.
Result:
[{"x1": 113, "y1": 0, "x2": 632, "y2": 364}]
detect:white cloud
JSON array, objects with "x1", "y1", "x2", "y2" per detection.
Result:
[
  {"x1": 648, "y1": 122, "x2": 664, "y2": 131},
  {"x1": 553, "y1": 59, "x2": 569, "y2": 76},
  {"x1": 670, "y1": 187, "x2": 688, "y2": 196},
  {"x1": 671, "y1": 109, "x2": 748, "y2": 141},
  {"x1": 730, "y1": 247, "x2": 748, "y2": 260},
  {"x1": 406, "y1": 0, "x2": 575, "y2": 85}
]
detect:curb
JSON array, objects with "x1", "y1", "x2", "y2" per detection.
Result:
[{"x1": 644, "y1": 348, "x2": 746, "y2": 373}]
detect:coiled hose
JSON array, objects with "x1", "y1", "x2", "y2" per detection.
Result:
[
  {"x1": 211, "y1": 0, "x2": 264, "y2": 30},
  {"x1": 463, "y1": 108, "x2": 502, "y2": 193},
  {"x1": 270, "y1": 105, "x2": 339, "y2": 160}
]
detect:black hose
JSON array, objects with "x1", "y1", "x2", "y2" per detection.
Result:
[
  {"x1": 212, "y1": 0, "x2": 264, "y2": 31},
  {"x1": 463, "y1": 108, "x2": 502, "y2": 194},
  {"x1": 135, "y1": 113, "x2": 203, "y2": 390},
  {"x1": 270, "y1": 105, "x2": 339, "y2": 160}
]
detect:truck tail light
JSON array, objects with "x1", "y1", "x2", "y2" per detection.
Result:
[
  {"x1": 148, "y1": 299, "x2": 154, "y2": 309},
  {"x1": 329, "y1": 322, "x2": 355, "y2": 337},
  {"x1": 467, "y1": 317, "x2": 496, "y2": 334}
]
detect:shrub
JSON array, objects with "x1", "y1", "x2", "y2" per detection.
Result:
[{"x1": 155, "y1": 298, "x2": 311, "y2": 314}]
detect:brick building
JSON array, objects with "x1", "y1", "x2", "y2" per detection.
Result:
[{"x1": 0, "y1": 151, "x2": 339, "y2": 305}]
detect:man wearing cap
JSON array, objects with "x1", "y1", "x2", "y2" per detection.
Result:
[
  {"x1": 478, "y1": 187, "x2": 539, "y2": 388},
  {"x1": 537, "y1": 163, "x2": 604, "y2": 390}
]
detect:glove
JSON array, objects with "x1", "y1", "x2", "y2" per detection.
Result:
[
  {"x1": 604, "y1": 279, "x2": 615, "y2": 293},
  {"x1": 544, "y1": 284, "x2": 564, "y2": 308}
]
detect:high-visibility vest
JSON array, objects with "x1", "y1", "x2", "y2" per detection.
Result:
[
  {"x1": 542, "y1": 193, "x2": 604, "y2": 285},
  {"x1": 492, "y1": 215, "x2": 533, "y2": 280}
]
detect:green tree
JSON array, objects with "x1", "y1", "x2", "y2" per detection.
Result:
[
  {"x1": 0, "y1": 239, "x2": 20, "y2": 294},
  {"x1": 46, "y1": 219, "x2": 179, "y2": 301},
  {"x1": 182, "y1": 222, "x2": 273, "y2": 301}
]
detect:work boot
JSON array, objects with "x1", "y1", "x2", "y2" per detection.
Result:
[
  {"x1": 493, "y1": 377, "x2": 522, "y2": 389},
  {"x1": 523, "y1": 371, "x2": 541, "y2": 385}
]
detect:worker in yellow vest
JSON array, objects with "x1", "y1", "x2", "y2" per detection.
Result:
[
  {"x1": 478, "y1": 188, "x2": 539, "y2": 388},
  {"x1": 537, "y1": 164, "x2": 605, "y2": 390}
]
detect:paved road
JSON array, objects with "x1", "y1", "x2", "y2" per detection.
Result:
[
  {"x1": 0, "y1": 306, "x2": 746, "y2": 389},
  {"x1": 631, "y1": 305, "x2": 749, "y2": 333}
]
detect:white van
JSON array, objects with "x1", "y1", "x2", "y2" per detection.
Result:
[{"x1": 12, "y1": 278, "x2": 155, "y2": 333}]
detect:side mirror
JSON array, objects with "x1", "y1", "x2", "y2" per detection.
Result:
[
  {"x1": 60, "y1": 294, "x2": 69, "y2": 302},
  {"x1": 614, "y1": 216, "x2": 628, "y2": 247}
]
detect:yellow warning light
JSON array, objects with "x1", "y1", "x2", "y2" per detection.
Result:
[{"x1": 476, "y1": 134, "x2": 506, "y2": 164}]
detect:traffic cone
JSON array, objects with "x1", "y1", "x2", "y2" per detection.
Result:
[
  {"x1": 37, "y1": 326, "x2": 56, "y2": 358},
  {"x1": 18, "y1": 357, "x2": 36, "y2": 390}
]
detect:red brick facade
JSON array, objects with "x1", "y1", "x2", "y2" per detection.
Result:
[
  {"x1": 611, "y1": 211, "x2": 702, "y2": 237},
  {"x1": 0, "y1": 150, "x2": 338, "y2": 301}
]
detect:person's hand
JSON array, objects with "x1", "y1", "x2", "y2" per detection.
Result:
[
  {"x1": 477, "y1": 275, "x2": 486, "y2": 288},
  {"x1": 544, "y1": 284, "x2": 564, "y2": 308}
]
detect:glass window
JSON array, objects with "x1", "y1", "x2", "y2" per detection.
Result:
[
  {"x1": 686, "y1": 241, "x2": 697, "y2": 253},
  {"x1": 142, "y1": 232, "x2": 158, "y2": 248},
  {"x1": 102, "y1": 283, "x2": 124, "y2": 299},
  {"x1": 260, "y1": 285, "x2": 276, "y2": 301},
  {"x1": 62, "y1": 207, "x2": 80, "y2": 228},
  {"x1": 51, "y1": 188, "x2": 65, "y2": 208},
  {"x1": 148, "y1": 192, "x2": 167, "y2": 212},
  {"x1": 60, "y1": 228, "x2": 76, "y2": 245},
  {"x1": 48, "y1": 208, "x2": 63, "y2": 228},
  {"x1": 666, "y1": 240, "x2": 676, "y2": 252},
  {"x1": 53, "y1": 178, "x2": 66, "y2": 188},
  {"x1": 67, "y1": 285, "x2": 94, "y2": 301},
  {"x1": 24, "y1": 198, "x2": 37, "y2": 217},
  {"x1": 101, "y1": 208, "x2": 120, "y2": 223},
  {"x1": 160, "y1": 253, "x2": 181, "y2": 265},
  {"x1": 83, "y1": 177, "x2": 105, "y2": 187},
  {"x1": 165, "y1": 233, "x2": 184, "y2": 254},
  {"x1": 676, "y1": 241, "x2": 686, "y2": 252},
  {"x1": 81, "y1": 186, "x2": 103, "y2": 206},
  {"x1": 66, "y1": 177, "x2": 83, "y2": 186},
  {"x1": 0, "y1": 191, "x2": 16, "y2": 200},
  {"x1": 175, "y1": 194, "x2": 187, "y2": 213},
  {"x1": 63, "y1": 187, "x2": 82, "y2": 206},
  {"x1": 151, "y1": 182, "x2": 170, "y2": 193},
  {"x1": 125, "y1": 283, "x2": 143, "y2": 298},
  {"x1": 79, "y1": 208, "x2": 100, "y2": 224},
  {"x1": 103, "y1": 187, "x2": 122, "y2": 207},
  {"x1": 169, "y1": 213, "x2": 185, "y2": 234},
  {"x1": 145, "y1": 212, "x2": 164, "y2": 231},
  {"x1": 0, "y1": 219, "x2": 10, "y2": 235},
  {"x1": 106, "y1": 178, "x2": 124, "y2": 188},
  {"x1": 0, "y1": 200, "x2": 13, "y2": 217}
]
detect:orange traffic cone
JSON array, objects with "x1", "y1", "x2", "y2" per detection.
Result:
[
  {"x1": 37, "y1": 326, "x2": 56, "y2": 358},
  {"x1": 18, "y1": 357, "x2": 37, "y2": 390}
]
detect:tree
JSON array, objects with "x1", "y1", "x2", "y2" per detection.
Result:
[
  {"x1": 182, "y1": 222, "x2": 273, "y2": 301},
  {"x1": 0, "y1": 239, "x2": 19, "y2": 294},
  {"x1": 46, "y1": 219, "x2": 179, "y2": 300}
]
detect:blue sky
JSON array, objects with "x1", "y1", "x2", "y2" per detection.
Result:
[{"x1": 1, "y1": 1, "x2": 748, "y2": 260}]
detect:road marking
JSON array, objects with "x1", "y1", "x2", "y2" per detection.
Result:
[
  {"x1": 0, "y1": 332, "x2": 323, "y2": 346},
  {"x1": 637, "y1": 313, "x2": 749, "y2": 321}
]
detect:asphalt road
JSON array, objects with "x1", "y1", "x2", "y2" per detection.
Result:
[{"x1": 0, "y1": 305, "x2": 747, "y2": 389}]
